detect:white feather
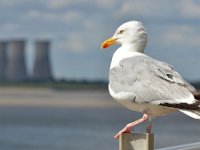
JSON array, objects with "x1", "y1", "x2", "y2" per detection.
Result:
[{"x1": 179, "y1": 110, "x2": 200, "y2": 120}]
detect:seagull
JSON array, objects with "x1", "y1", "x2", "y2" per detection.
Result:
[{"x1": 101, "y1": 21, "x2": 200, "y2": 139}]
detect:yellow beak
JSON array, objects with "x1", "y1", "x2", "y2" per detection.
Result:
[{"x1": 101, "y1": 37, "x2": 117, "y2": 49}]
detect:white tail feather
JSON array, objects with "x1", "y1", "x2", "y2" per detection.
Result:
[{"x1": 179, "y1": 110, "x2": 200, "y2": 119}]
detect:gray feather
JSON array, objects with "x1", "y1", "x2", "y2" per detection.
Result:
[{"x1": 109, "y1": 55, "x2": 196, "y2": 105}]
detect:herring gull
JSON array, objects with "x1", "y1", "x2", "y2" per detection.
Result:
[{"x1": 101, "y1": 21, "x2": 200, "y2": 139}]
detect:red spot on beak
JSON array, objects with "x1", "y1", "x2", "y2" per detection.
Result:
[{"x1": 101, "y1": 37, "x2": 117, "y2": 49}]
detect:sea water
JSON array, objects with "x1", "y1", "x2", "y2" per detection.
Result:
[{"x1": 0, "y1": 90, "x2": 199, "y2": 149}]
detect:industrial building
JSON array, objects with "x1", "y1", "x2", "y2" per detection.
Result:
[
  {"x1": 5, "y1": 40, "x2": 27, "y2": 81},
  {"x1": 32, "y1": 40, "x2": 53, "y2": 81},
  {"x1": 0, "y1": 39, "x2": 53, "y2": 82},
  {"x1": 0, "y1": 41, "x2": 7, "y2": 80}
]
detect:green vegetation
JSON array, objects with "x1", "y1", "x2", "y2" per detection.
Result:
[
  {"x1": 0, "y1": 79, "x2": 108, "y2": 90},
  {"x1": 0, "y1": 80, "x2": 199, "y2": 91}
]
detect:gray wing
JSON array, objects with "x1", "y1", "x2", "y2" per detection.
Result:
[{"x1": 109, "y1": 55, "x2": 197, "y2": 106}]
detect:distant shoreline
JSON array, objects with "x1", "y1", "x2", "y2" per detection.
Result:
[
  {"x1": 0, "y1": 80, "x2": 108, "y2": 90},
  {"x1": 0, "y1": 79, "x2": 199, "y2": 91},
  {"x1": 0, "y1": 86, "x2": 119, "y2": 108}
]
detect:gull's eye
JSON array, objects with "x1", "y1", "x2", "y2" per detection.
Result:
[{"x1": 118, "y1": 30, "x2": 124, "y2": 34}]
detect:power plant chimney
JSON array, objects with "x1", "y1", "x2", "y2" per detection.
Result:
[
  {"x1": 5, "y1": 40, "x2": 27, "y2": 81},
  {"x1": 0, "y1": 41, "x2": 7, "y2": 80},
  {"x1": 32, "y1": 40, "x2": 53, "y2": 80}
]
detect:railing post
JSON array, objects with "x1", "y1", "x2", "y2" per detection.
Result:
[{"x1": 119, "y1": 133, "x2": 154, "y2": 150}]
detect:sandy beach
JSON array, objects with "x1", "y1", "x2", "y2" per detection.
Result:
[{"x1": 0, "y1": 87, "x2": 119, "y2": 108}]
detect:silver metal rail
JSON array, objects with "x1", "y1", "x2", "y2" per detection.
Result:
[{"x1": 157, "y1": 142, "x2": 200, "y2": 150}]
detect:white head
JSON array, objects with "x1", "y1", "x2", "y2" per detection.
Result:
[{"x1": 101, "y1": 21, "x2": 147, "y2": 53}]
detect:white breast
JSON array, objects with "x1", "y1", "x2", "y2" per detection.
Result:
[{"x1": 110, "y1": 46, "x2": 143, "y2": 69}]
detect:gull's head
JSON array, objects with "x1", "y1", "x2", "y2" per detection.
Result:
[{"x1": 101, "y1": 21, "x2": 147, "y2": 53}]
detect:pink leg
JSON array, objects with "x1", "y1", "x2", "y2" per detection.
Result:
[
  {"x1": 114, "y1": 113, "x2": 148, "y2": 139},
  {"x1": 146, "y1": 123, "x2": 152, "y2": 133}
]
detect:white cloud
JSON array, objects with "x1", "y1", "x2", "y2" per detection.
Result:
[
  {"x1": 115, "y1": 0, "x2": 172, "y2": 18},
  {"x1": 179, "y1": 0, "x2": 200, "y2": 18},
  {"x1": 45, "y1": 0, "x2": 91, "y2": 9},
  {"x1": 63, "y1": 11, "x2": 82, "y2": 23},
  {"x1": 2, "y1": 22, "x2": 19, "y2": 31},
  {"x1": 162, "y1": 25, "x2": 200, "y2": 47},
  {"x1": 96, "y1": 0, "x2": 118, "y2": 9},
  {"x1": 0, "y1": 0, "x2": 22, "y2": 6},
  {"x1": 25, "y1": 10, "x2": 60, "y2": 22},
  {"x1": 25, "y1": 9, "x2": 83, "y2": 24},
  {"x1": 65, "y1": 32, "x2": 87, "y2": 53},
  {"x1": 45, "y1": 0, "x2": 72, "y2": 9},
  {"x1": 83, "y1": 20, "x2": 94, "y2": 29},
  {"x1": 163, "y1": 25, "x2": 191, "y2": 45}
]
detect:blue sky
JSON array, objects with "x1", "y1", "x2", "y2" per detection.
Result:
[{"x1": 1, "y1": 0, "x2": 200, "y2": 81}]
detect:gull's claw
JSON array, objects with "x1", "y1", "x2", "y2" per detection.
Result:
[{"x1": 113, "y1": 113, "x2": 149, "y2": 139}]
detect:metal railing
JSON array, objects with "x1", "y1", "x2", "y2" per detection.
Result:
[{"x1": 157, "y1": 142, "x2": 200, "y2": 150}]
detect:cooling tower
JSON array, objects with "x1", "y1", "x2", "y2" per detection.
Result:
[
  {"x1": 5, "y1": 40, "x2": 27, "y2": 81},
  {"x1": 0, "y1": 41, "x2": 7, "y2": 80},
  {"x1": 32, "y1": 40, "x2": 53, "y2": 80}
]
